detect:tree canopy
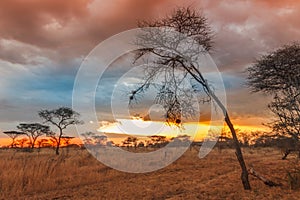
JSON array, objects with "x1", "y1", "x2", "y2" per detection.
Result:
[
  {"x1": 247, "y1": 43, "x2": 300, "y2": 94},
  {"x1": 3, "y1": 130, "x2": 25, "y2": 147},
  {"x1": 39, "y1": 107, "x2": 82, "y2": 155},
  {"x1": 39, "y1": 107, "x2": 82, "y2": 130},
  {"x1": 17, "y1": 123, "x2": 50, "y2": 148},
  {"x1": 247, "y1": 43, "x2": 300, "y2": 158}
]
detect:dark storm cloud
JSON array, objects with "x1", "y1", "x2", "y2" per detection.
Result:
[
  {"x1": 0, "y1": 0, "x2": 175, "y2": 62},
  {"x1": 0, "y1": 0, "x2": 299, "y2": 64},
  {"x1": 0, "y1": 0, "x2": 300, "y2": 132},
  {"x1": 0, "y1": 0, "x2": 90, "y2": 48},
  {"x1": 202, "y1": 0, "x2": 300, "y2": 71}
]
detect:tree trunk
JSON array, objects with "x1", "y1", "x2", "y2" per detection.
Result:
[
  {"x1": 11, "y1": 138, "x2": 15, "y2": 148},
  {"x1": 248, "y1": 167, "x2": 281, "y2": 187},
  {"x1": 56, "y1": 129, "x2": 62, "y2": 155},
  {"x1": 210, "y1": 91, "x2": 251, "y2": 190},
  {"x1": 225, "y1": 113, "x2": 251, "y2": 190},
  {"x1": 31, "y1": 137, "x2": 37, "y2": 149},
  {"x1": 27, "y1": 135, "x2": 33, "y2": 149}
]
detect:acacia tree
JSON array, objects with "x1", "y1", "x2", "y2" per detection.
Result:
[
  {"x1": 247, "y1": 43, "x2": 300, "y2": 158},
  {"x1": 17, "y1": 123, "x2": 50, "y2": 149},
  {"x1": 269, "y1": 94, "x2": 300, "y2": 140},
  {"x1": 149, "y1": 135, "x2": 168, "y2": 148},
  {"x1": 3, "y1": 131, "x2": 25, "y2": 148},
  {"x1": 81, "y1": 132, "x2": 95, "y2": 145},
  {"x1": 38, "y1": 107, "x2": 82, "y2": 155},
  {"x1": 37, "y1": 138, "x2": 49, "y2": 149},
  {"x1": 61, "y1": 136, "x2": 75, "y2": 147},
  {"x1": 122, "y1": 136, "x2": 138, "y2": 149},
  {"x1": 81, "y1": 132, "x2": 108, "y2": 146},
  {"x1": 130, "y1": 7, "x2": 251, "y2": 189},
  {"x1": 16, "y1": 138, "x2": 29, "y2": 148}
]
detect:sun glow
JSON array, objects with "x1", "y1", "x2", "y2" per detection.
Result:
[
  {"x1": 0, "y1": 118, "x2": 269, "y2": 147},
  {"x1": 97, "y1": 117, "x2": 270, "y2": 142}
]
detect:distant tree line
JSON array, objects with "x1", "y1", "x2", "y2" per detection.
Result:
[{"x1": 3, "y1": 107, "x2": 82, "y2": 155}]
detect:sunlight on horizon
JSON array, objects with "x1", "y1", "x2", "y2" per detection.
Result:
[
  {"x1": 0, "y1": 117, "x2": 270, "y2": 146},
  {"x1": 97, "y1": 117, "x2": 269, "y2": 142}
]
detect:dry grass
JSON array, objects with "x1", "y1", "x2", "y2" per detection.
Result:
[{"x1": 0, "y1": 147, "x2": 300, "y2": 200}]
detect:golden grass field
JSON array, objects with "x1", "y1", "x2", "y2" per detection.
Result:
[{"x1": 0, "y1": 147, "x2": 300, "y2": 200}]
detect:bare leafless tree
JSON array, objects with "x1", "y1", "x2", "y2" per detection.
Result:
[{"x1": 129, "y1": 7, "x2": 251, "y2": 189}]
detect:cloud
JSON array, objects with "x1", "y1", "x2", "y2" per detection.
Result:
[
  {"x1": 0, "y1": 0, "x2": 90, "y2": 47},
  {"x1": 0, "y1": 0, "x2": 299, "y2": 64},
  {"x1": 0, "y1": 0, "x2": 300, "y2": 134},
  {"x1": 201, "y1": 0, "x2": 300, "y2": 71},
  {"x1": 0, "y1": 0, "x2": 179, "y2": 62},
  {"x1": 0, "y1": 57, "x2": 80, "y2": 126}
]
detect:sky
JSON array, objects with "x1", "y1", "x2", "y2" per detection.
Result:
[{"x1": 0, "y1": 0, "x2": 299, "y2": 143}]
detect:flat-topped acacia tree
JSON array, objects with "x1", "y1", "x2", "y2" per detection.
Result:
[
  {"x1": 38, "y1": 107, "x2": 83, "y2": 155},
  {"x1": 3, "y1": 131, "x2": 25, "y2": 148},
  {"x1": 129, "y1": 7, "x2": 251, "y2": 189},
  {"x1": 17, "y1": 123, "x2": 50, "y2": 149}
]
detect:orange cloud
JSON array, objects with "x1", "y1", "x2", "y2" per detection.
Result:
[{"x1": 0, "y1": 0, "x2": 90, "y2": 47}]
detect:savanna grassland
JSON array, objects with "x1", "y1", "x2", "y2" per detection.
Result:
[{"x1": 0, "y1": 147, "x2": 300, "y2": 200}]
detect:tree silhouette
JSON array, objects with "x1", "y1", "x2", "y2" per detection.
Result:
[
  {"x1": 37, "y1": 138, "x2": 49, "y2": 149},
  {"x1": 81, "y1": 132, "x2": 108, "y2": 146},
  {"x1": 171, "y1": 134, "x2": 190, "y2": 142},
  {"x1": 15, "y1": 137, "x2": 29, "y2": 148},
  {"x1": 61, "y1": 136, "x2": 75, "y2": 147},
  {"x1": 130, "y1": 7, "x2": 251, "y2": 189},
  {"x1": 49, "y1": 136, "x2": 59, "y2": 148},
  {"x1": 3, "y1": 131, "x2": 25, "y2": 148},
  {"x1": 17, "y1": 123, "x2": 50, "y2": 149},
  {"x1": 247, "y1": 43, "x2": 300, "y2": 93},
  {"x1": 149, "y1": 135, "x2": 168, "y2": 148},
  {"x1": 247, "y1": 43, "x2": 300, "y2": 158},
  {"x1": 39, "y1": 107, "x2": 83, "y2": 155},
  {"x1": 122, "y1": 136, "x2": 138, "y2": 149},
  {"x1": 81, "y1": 132, "x2": 95, "y2": 145}
]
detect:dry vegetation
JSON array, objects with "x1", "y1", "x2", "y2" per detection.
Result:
[{"x1": 0, "y1": 147, "x2": 300, "y2": 200}]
